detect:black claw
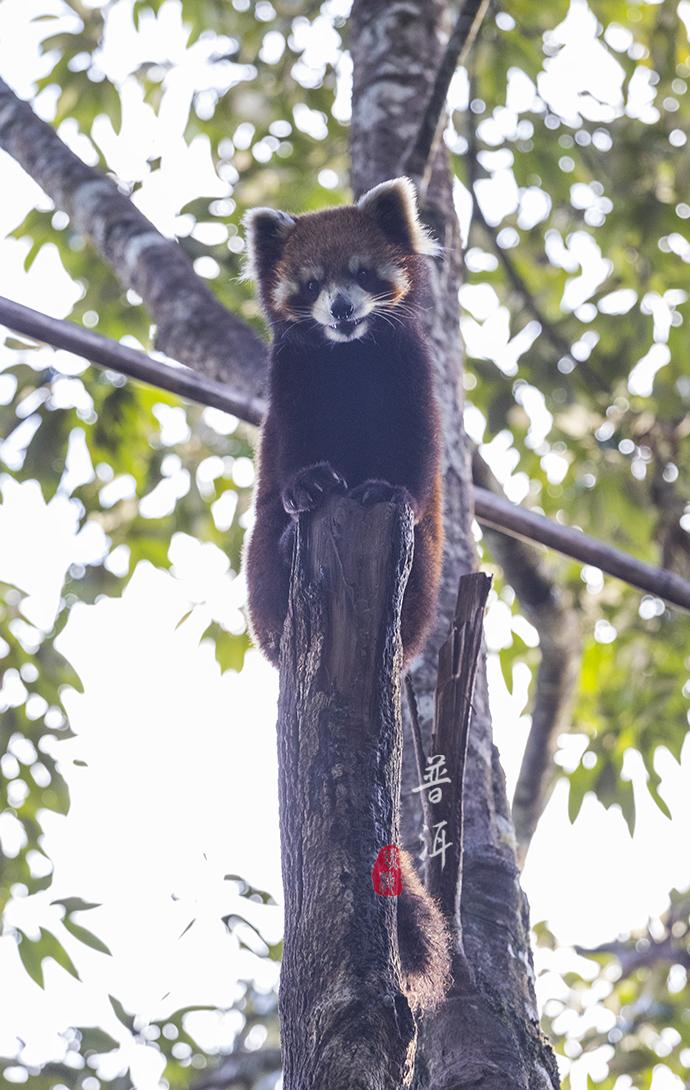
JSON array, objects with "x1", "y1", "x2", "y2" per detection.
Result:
[
  {"x1": 349, "y1": 479, "x2": 413, "y2": 508},
  {"x1": 282, "y1": 462, "x2": 348, "y2": 516}
]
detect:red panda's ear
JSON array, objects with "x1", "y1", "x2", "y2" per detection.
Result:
[
  {"x1": 242, "y1": 208, "x2": 296, "y2": 285},
  {"x1": 357, "y1": 177, "x2": 440, "y2": 257}
]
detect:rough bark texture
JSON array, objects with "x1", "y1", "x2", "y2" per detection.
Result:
[
  {"x1": 349, "y1": 3, "x2": 561, "y2": 1087},
  {"x1": 427, "y1": 573, "x2": 492, "y2": 923},
  {"x1": 0, "y1": 78, "x2": 267, "y2": 394},
  {"x1": 277, "y1": 496, "x2": 417, "y2": 1088}
]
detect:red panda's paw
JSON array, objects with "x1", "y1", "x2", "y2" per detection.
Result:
[
  {"x1": 282, "y1": 462, "x2": 348, "y2": 517},
  {"x1": 349, "y1": 479, "x2": 417, "y2": 514}
]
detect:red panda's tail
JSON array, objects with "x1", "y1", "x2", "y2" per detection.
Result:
[{"x1": 396, "y1": 849, "x2": 453, "y2": 1014}]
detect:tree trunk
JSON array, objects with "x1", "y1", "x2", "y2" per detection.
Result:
[
  {"x1": 349, "y1": 3, "x2": 561, "y2": 1086},
  {"x1": 277, "y1": 496, "x2": 417, "y2": 1088}
]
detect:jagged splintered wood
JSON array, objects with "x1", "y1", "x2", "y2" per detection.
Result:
[
  {"x1": 277, "y1": 495, "x2": 417, "y2": 1089},
  {"x1": 428, "y1": 573, "x2": 492, "y2": 923}
]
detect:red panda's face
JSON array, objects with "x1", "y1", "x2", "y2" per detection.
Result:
[{"x1": 244, "y1": 177, "x2": 439, "y2": 346}]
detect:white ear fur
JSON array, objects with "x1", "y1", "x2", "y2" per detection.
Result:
[
  {"x1": 357, "y1": 177, "x2": 440, "y2": 257},
  {"x1": 242, "y1": 207, "x2": 296, "y2": 281}
]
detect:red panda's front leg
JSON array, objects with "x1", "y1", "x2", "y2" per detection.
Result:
[
  {"x1": 281, "y1": 461, "x2": 348, "y2": 516},
  {"x1": 348, "y1": 479, "x2": 419, "y2": 517}
]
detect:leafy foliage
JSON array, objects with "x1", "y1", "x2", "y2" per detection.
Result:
[
  {"x1": 462, "y1": 0, "x2": 690, "y2": 835},
  {"x1": 538, "y1": 888, "x2": 690, "y2": 1089},
  {"x1": 0, "y1": 1, "x2": 689, "y2": 1088}
]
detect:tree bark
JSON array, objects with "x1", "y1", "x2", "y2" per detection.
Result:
[
  {"x1": 349, "y1": 3, "x2": 561, "y2": 1087},
  {"x1": 277, "y1": 495, "x2": 417, "y2": 1088},
  {"x1": 0, "y1": 78, "x2": 267, "y2": 394}
]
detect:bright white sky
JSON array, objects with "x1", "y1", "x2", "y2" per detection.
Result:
[{"x1": 0, "y1": 3, "x2": 689, "y2": 1090}]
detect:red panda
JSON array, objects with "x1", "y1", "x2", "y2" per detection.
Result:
[
  {"x1": 244, "y1": 176, "x2": 444, "y2": 670},
  {"x1": 243, "y1": 177, "x2": 450, "y2": 1014}
]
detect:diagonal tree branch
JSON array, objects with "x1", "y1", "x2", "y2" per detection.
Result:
[
  {"x1": 0, "y1": 295, "x2": 265, "y2": 424},
  {"x1": 405, "y1": 0, "x2": 491, "y2": 188},
  {"x1": 0, "y1": 78, "x2": 268, "y2": 394},
  {"x1": 575, "y1": 935, "x2": 690, "y2": 979},
  {"x1": 472, "y1": 482, "x2": 690, "y2": 611},
  {"x1": 472, "y1": 452, "x2": 583, "y2": 865}
]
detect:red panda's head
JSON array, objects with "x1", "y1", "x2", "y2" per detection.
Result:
[{"x1": 243, "y1": 177, "x2": 439, "y2": 345}]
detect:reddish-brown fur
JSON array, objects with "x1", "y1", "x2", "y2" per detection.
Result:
[
  {"x1": 244, "y1": 183, "x2": 444, "y2": 670},
  {"x1": 243, "y1": 180, "x2": 450, "y2": 1013}
]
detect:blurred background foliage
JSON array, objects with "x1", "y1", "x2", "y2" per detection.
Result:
[{"x1": 0, "y1": 0, "x2": 689, "y2": 1088}]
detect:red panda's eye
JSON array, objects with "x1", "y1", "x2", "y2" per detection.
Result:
[
  {"x1": 357, "y1": 267, "x2": 371, "y2": 285},
  {"x1": 304, "y1": 279, "x2": 320, "y2": 299}
]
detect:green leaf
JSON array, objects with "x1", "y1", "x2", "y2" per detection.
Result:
[
  {"x1": 617, "y1": 779, "x2": 636, "y2": 837},
  {"x1": 38, "y1": 927, "x2": 80, "y2": 980},
  {"x1": 647, "y1": 769, "x2": 672, "y2": 821},
  {"x1": 63, "y1": 916, "x2": 112, "y2": 955},
  {"x1": 109, "y1": 994, "x2": 136, "y2": 1032},
  {"x1": 17, "y1": 932, "x2": 45, "y2": 989},
  {"x1": 51, "y1": 896, "x2": 101, "y2": 913}
]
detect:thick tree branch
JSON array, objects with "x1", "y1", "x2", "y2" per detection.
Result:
[
  {"x1": 473, "y1": 453, "x2": 583, "y2": 865},
  {"x1": 405, "y1": 0, "x2": 491, "y2": 188},
  {"x1": 0, "y1": 78, "x2": 268, "y2": 394},
  {"x1": 277, "y1": 495, "x2": 417, "y2": 1088}
]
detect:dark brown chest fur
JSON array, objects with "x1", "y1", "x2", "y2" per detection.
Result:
[{"x1": 270, "y1": 321, "x2": 439, "y2": 494}]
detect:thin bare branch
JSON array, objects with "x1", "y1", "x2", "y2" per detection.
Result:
[
  {"x1": 0, "y1": 295, "x2": 265, "y2": 425},
  {"x1": 473, "y1": 484, "x2": 690, "y2": 612},
  {"x1": 575, "y1": 937, "x2": 690, "y2": 980},
  {"x1": 405, "y1": 0, "x2": 491, "y2": 188}
]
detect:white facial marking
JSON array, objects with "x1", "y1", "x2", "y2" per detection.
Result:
[
  {"x1": 312, "y1": 288, "x2": 334, "y2": 327},
  {"x1": 324, "y1": 319, "x2": 370, "y2": 343},
  {"x1": 301, "y1": 264, "x2": 324, "y2": 282},
  {"x1": 348, "y1": 283, "x2": 375, "y2": 315},
  {"x1": 311, "y1": 282, "x2": 375, "y2": 340},
  {"x1": 272, "y1": 276, "x2": 298, "y2": 309},
  {"x1": 377, "y1": 261, "x2": 410, "y2": 294}
]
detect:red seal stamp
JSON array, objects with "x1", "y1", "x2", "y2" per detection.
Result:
[{"x1": 372, "y1": 844, "x2": 403, "y2": 897}]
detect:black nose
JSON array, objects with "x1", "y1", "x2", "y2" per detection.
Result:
[{"x1": 331, "y1": 295, "x2": 354, "y2": 322}]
